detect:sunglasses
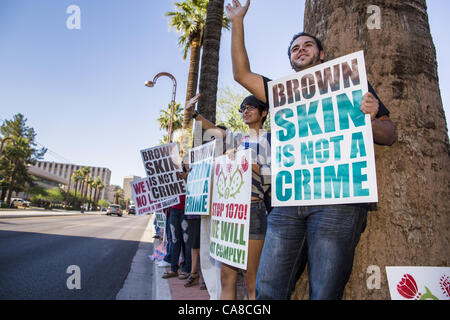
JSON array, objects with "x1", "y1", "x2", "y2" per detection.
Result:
[{"x1": 239, "y1": 105, "x2": 257, "y2": 113}]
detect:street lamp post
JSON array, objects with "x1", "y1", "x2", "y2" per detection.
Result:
[{"x1": 145, "y1": 72, "x2": 177, "y2": 143}]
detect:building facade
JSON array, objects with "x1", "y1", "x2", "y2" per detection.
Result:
[
  {"x1": 30, "y1": 161, "x2": 111, "y2": 201},
  {"x1": 122, "y1": 175, "x2": 141, "y2": 204}
]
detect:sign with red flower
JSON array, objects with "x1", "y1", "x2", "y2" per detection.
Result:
[{"x1": 210, "y1": 149, "x2": 252, "y2": 270}]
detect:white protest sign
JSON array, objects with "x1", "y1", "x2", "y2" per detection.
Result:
[
  {"x1": 185, "y1": 140, "x2": 216, "y2": 216},
  {"x1": 210, "y1": 149, "x2": 252, "y2": 270},
  {"x1": 154, "y1": 210, "x2": 166, "y2": 228},
  {"x1": 386, "y1": 266, "x2": 450, "y2": 300},
  {"x1": 130, "y1": 177, "x2": 180, "y2": 216},
  {"x1": 140, "y1": 143, "x2": 186, "y2": 201},
  {"x1": 269, "y1": 50, "x2": 377, "y2": 206}
]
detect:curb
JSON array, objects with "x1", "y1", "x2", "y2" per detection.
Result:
[
  {"x1": 116, "y1": 215, "x2": 155, "y2": 300},
  {"x1": 153, "y1": 238, "x2": 172, "y2": 300}
]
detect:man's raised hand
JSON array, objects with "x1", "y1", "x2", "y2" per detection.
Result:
[
  {"x1": 186, "y1": 93, "x2": 200, "y2": 116},
  {"x1": 225, "y1": 0, "x2": 250, "y2": 21}
]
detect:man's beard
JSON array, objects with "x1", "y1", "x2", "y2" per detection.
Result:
[{"x1": 292, "y1": 55, "x2": 321, "y2": 71}]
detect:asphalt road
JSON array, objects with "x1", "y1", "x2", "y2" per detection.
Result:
[{"x1": 0, "y1": 213, "x2": 152, "y2": 300}]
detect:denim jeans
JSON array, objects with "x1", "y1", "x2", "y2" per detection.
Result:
[
  {"x1": 163, "y1": 212, "x2": 172, "y2": 263},
  {"x1": 168, "y1": 208, "x2": 191, "y2": 273},
  {"x1": 255, "y1": 205, "x2": 367, "y2": 300}
]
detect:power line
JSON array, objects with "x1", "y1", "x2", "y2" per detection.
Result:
[{"x1": 1, "y1": 117, "x2": 73, "y2": 164}]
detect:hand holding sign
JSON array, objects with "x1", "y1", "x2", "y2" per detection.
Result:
[{"x1": 140, "y1": 143, "x2": 186, "y2": 201}]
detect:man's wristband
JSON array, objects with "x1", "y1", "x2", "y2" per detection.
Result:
[{"x1": 192, "y1": 110, "x2": 199, "y2": 119}]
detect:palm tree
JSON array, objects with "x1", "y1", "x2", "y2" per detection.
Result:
[
  {"x1": 88, "y1": 177, "x2": 95, "y2": 210},
  {"x1": 290, "y1": 0, "x2": 450, "y2": 300},
  {"x1": 79, "y1": 167, "x2": 90, "y2": 209},
  {"x1": 95, "y1": 181, "x2": 105, "y2": 209},
  {"x1": 157, "y1": 102, "x2": 184, "y2": 144},
  {"x1": 91, "y1": 177, "x2": 101, "y2": 211},
  {"x1": 114, "y1": 188, "x2": 123, "y2": 205},
  {"x1": 166, "y1": 0, "x2": 230, "y2": 134},
  {"x1": 195, "y1": 0, "x2": 227, "y2": 145},
  {"x1": 72, "y1": 169, "x2": 83, "y2": 202}
]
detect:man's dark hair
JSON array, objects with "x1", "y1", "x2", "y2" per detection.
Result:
[
  {"x1": 240, "y1": 95, "x2": 268, "y2": 125},
  {"x1": 287, "y1": 32, "x2": 324, "y2": 61}
]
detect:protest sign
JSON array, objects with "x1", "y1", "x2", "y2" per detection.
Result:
[
  {"x1": 386, "y1": 266, "x2": 450, "y2": 300},
  {"x1": 185, "y1": 140, "x2": 215, "y2": 216},
  {"x1": 154, "y1": 210, "x2": 166, "y2": 228},
  {"x1": 268, "y1": 50, "x2": 377, "y2": 206},
  {"x1": 210, "y1": 149, "x2": 252, "y2": 270},
  {"x1": 130, "y1": 177, "x2": 180, "y2": 216},
  {"x1": 140, "y1": 143, "x2": 186, "y2": 201}
]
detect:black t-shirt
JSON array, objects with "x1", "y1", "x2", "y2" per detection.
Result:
[{"x1": 262, "y1": 75, "x2": 390, "y2": 118}]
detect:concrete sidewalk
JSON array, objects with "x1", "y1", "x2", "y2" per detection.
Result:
[{"x1": 152, "y1": 235, "x2": 210, "y2": 300}]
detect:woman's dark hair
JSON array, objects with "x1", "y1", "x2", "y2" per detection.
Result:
[
  {"x1": 287, "y1": 32, "x2": 324, "y2": 60},
  {"x1": 240, "y1": 95, "x2": 269, "y2": 125}
]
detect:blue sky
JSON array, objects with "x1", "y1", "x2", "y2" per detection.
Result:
[{"x1": 1, "y1": 0, "x2": 449, "y2": 187}]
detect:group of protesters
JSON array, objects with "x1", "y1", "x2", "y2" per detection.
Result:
[{"x1": 153, "y1": 0, "x2": 396, "y2": 300}]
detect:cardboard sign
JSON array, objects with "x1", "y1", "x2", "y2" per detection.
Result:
[
  {"x1": 185, "y1": 141, "x2": 216, "y2": 216},
  {"x1": 386, "y1": 266, "x2": 450, "y2": 300},
  {"x1": 269, "y1": 51, "x2": 378, "y2": 206},
  {"x1": 140, "y1": 143, "x2": 186, "y2": 201},
  {"x1": 130, "y1": 177, "x2": 180, "y2": 216},
  {"x1": 210, "y1": 149, "x2": 252, "y2": 270}
]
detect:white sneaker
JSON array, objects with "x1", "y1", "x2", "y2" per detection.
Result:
[{"x1": 158, "y1": 260, "x2": 171, "y2": 267}]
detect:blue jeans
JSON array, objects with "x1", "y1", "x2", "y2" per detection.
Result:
[
  {"x1": 168, "y1": 208, "x2": 191, "y2": 273},
  {"x1": 255, "y1": 205, "x2": 367, "y2": 300},
  {"x1": 163, "y1": 212, "x2": 172, "y2": 263}
]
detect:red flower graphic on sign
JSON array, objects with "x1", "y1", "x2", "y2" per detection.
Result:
[
  {"x1": 397, "y1": 274, "x2": 420, "y2": 299},
  {"x1": 226, "y1": 163, "x2": 233, "y2": 174},
  {"x1": 241, "y1": 156, "x2": 248, "y2": 173},
  {"x1": 440, "y1": 275, "x2": 450, "y2": 298},
  {"x1": 215, "y1": 164, "x2": 220, "y2": 176}
]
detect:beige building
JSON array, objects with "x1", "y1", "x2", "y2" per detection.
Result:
[
  {"x1": 30, "y1": 161, "x2": 111, "y2": 201},
  {"x1": 122, "y1": 175, "x2": 142, "y2": 204}
]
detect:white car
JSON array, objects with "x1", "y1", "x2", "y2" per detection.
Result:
[
  {"x1": 106, "y1": 204, "x2": 122, "y2": 217},
  {"x1": 11, "y1": 198, "x2": 26, "y2": 208}
]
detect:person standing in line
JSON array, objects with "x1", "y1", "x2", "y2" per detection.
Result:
[
  {"x1": 226, "y1": 0, "x2": 396, "y2": 300},
  {"x1": 162, "y1": 162, "x2": 191, "y2": 280},
  {"x1": 185, "y1": 93, "x2": 271, "y2": 300}
]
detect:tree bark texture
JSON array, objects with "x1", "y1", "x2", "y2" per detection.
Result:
[
  {"x1": 290, "y1": 0, "x2": 450, "y2": 300},
  {"x1": 197, "y1": 0, "x2": 225, "y2": 125},
  {"x1": 182, "y1": 31, "x2": 203, "y2": 132}
]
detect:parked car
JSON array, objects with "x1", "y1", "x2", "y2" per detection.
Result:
[
  {"x1": 11, "y1": 198, "x2": 25, "y2": 208},
  {"x1": 127, "y1": 206, "x2": 136, "y2": 215},
  {"x1": 106, "y1": 204, "x2": 122, "y2": 217}
]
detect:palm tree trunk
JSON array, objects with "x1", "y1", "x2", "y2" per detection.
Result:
[
  {"x1": 289, "y1": 0, "x2": 450, "y2": 300},
  {"x1": 74, "y1": 181, "x2": 78, "y2": 201},
  {"x1": 93, "y1": 187, "x2": 98, "y2": 210},
  {"x1": 182, "y1": 31, "x2": 203, "y2": 132},
  {"x1": 195, "y1": 0, "x2": 225, "y2": 146},
  {"x1": 5, "y1": 160, "x2": 19, "y2": 206},
  {"x1": 180, "y1": 32, "x2": 203, "y2": 155}
]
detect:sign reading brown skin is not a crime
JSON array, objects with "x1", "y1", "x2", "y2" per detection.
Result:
[
  {"x1": 269, "y1": 51, "x2": 378, "y2": 206},
  {"x1": 140, "y1": 143, "x2": 186, "y2": 202}
]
